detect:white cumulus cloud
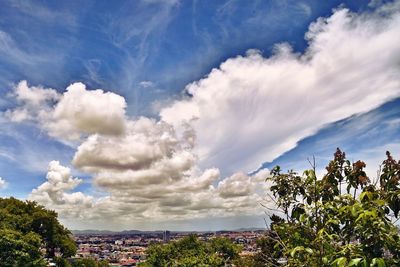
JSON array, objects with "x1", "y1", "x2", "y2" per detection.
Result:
[
  {"x1": 6, "y1": 80, "x2": 59, "y2": 122},
  {"x1": 6, "y1": 81, "x2": 127, "y2": 141},
  {"x1": 29, "y1": 161, "x2": 93, "y2": 218}
]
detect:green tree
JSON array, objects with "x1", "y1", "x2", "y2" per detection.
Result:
[
  {"x1": 55, "y1": 257, "x2": 109, "y2": 267},
  {"x1": 260, "y1": 149, "x2": 400, "y2": 266},
  {"x1": 0, "y1": 197, "x2": 77, "y2": 265},
  {"x1": 139, "y1": 235, "x2": 241, "y2": 267}
]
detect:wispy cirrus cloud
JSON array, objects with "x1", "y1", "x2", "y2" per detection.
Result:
[
  {"x1": 95, "y1": 0, "x2": 179, "y2": 115},
  {"x1": 0, "y1": 31, "x2": 49, "y2": 65},
  {"x1": 4, "y1": 0, "x2": 78, "y2": 25}
]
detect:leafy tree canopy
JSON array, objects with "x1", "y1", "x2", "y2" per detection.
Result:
[
  {"x1": 139, "y1": 235, "x2": 241, "y2": 267},
  {"x1": 55, "y1": 257, "x2": 109, "y2": 267},
  {"x1": 0, "y1": 197, "x2": 77, "y2": 266},
  {"x1": 257, "y1": 149, "x2": 400, "y2": 267}
]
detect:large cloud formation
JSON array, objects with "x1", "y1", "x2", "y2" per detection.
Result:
[
  {"x1": 7, "y1": 3, "x2": 400, "y2": 228},
  {"x1": 161, "y1": 7, "x2": 400, "y2": 173},
  {"x1": 29, "y1": 126, "x2": 267, "y2": 224}
]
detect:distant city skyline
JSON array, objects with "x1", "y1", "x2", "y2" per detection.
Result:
[{"x1": 0, "y1": 0, "x2": 400, "y2": 230}]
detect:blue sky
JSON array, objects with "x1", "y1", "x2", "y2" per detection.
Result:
[
  {"x1": 0, "y1": 0, "x2": 370, "y2": 114},
  {"x1": 0, "y1": 0, "x2": 400, "y2": 230}
]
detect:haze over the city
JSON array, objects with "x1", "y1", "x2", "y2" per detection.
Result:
[{"x1": 0, "y1": 0, "x2": 400, "y2": 231}]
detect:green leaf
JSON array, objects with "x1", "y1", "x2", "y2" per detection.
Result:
[
  {"x1": 348, "y1": 258, "x2": 362, "y2": 267},
  {"x1": 362, "y1": 258, "x2": 368, "y2": 267},
  {"x1": 332, "y1": 257, "x2": 347, "y2": 267},
  {"x1": 351, "y1": 205, "x2": 359, "y2": 217},
  {"x1": 371, "y1": 258, "x2": 386, "y2": 267},
  {"x1": 290, "y1": 246, "x2": 304, "y2": 257},
  {"x1": 359, "y1": 191, "x2": 368, "y2": 201},
  {"x1": 299, "y1": 213, "x2": 307, "y2": 223},
  {"x1": 305, "y1": 247, "x2": 313, "y2": 254}
]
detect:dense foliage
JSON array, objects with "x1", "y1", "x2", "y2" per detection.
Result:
[
  {"x1": 0, "y1": 197, "x2": 77, "y2": 266},
  {"x1": 55, "y1": 257, "x2": 109, "y2": 267},
  {"x1": 257, "y1": 149, "x2": 400, "y2": 267},
  {"x1": 139, "y1": 235, "x2": 241, "y2": 266}
]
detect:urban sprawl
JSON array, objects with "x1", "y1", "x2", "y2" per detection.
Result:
[{"x1": 73, "y1": 230, "x2": 265, "y2": 266}]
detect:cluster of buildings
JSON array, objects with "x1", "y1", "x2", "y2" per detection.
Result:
[{"x1": 73, "y1": 229, "x2": 265, "y2": 266}]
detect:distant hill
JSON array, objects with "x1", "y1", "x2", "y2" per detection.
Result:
[
  {"x1": 232, "y1": 227, "x2": 266, "y2": 232},
  {"x1": 72, "y1": 227, "x2": 266, "y2": 236},
  {"x1": 72, "y1": 229, "x2": 163, "y2": 235}
]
